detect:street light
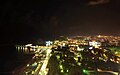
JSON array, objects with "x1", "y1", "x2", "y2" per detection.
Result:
[{"x1": 82, "y1": 69, "x2": 90, "y2": 75}]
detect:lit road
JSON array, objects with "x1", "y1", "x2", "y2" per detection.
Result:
[
  {"x1": 13, "y1": 46, "x2": 52, "y2": 75},
  {"x1": 38, "y1": 48, "x2": 52, "y2": 75},
  {"x1": 87, "y1": 69, "x2": 119, "y2": 75}
]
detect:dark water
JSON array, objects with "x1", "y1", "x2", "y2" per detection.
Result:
[{"x1": 0, "y1": 45, "x2": 34, "y2": 74}]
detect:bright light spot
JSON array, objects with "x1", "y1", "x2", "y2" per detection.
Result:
[
  {"x1": 67, "y1": 69, "x2": 68, "y2": 72},
  {"x1": 77, "y1": 47, "x2": 84, "y2": 51},
  {"x1": 98, "y1": 35, "x2": 101, "y2": 38},
  {"x1": 60, "y1": 65, "x2": 63, "y2": 69},
  {"x1": 32, "y1": 62, "x2": 37, "y2": 66},
  {"x1": 65, "y1": 55, "x2": 67, "y2": 57},
  {"x1": 35, "y1": 54, "x2": 39, "y2": 57},
  {"x1": 91, "y1": 50, "x2": 94, "y2": 54},
  {"x1": 74, "y1": 57, "x2": 78, "y2": 61},
  {"x1": 115, "y1": 52, "x2": 118, "y2": 54},
  {"x1": 61, "y1": 70, "x2": 63, "y2": 73},
  {"x1": 56, "y1": 55, "x2": 60, "y2": 59},
  {"x1": 89, "y1": 47, "x2": 93, "y2": 50},
  {"x1": 83, "y1": 69, "x2": 89, "y2": 74},
  {"x1": 25, "y1": 44, "x2": 32, "y2": 47},
  {"x1": 32, "y1": 71, "x2": 34, "y2": 74},
  {"x1": 116, "y1": 61, "x2": 119, "y2": 63},
  {"x1": 83, "y1": 69, "x2": 87, "y2": 73},
  {"x1": 78, "y1": 62, "x2": 81, "y2": 66},
  {"x1": 46, "y1": 41, "x2": 53, "y2": 46},
  {"x1": 62, "y1": 43, "x2": 66, "y2": 47},
  {"x1": 25, "y1": 72, "x2": 28, "y2": 74},
  {"x1": 27, "y1": 64, "x2": 29, "y2": 67},
  {"x1": 89, "y1": 41, "x2": 101, "y2": 48}
]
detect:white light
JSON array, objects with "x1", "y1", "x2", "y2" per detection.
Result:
[
  {"x1": 27, "y1": 64, "x2": 29, "y2": 67},
  {"x1": 46, "y1": 41, "x2": 53, "y2": 46},
  {"x1": 77, "y1": 47, "x2": 84, "y2": 51},
  {"x1": 25, "y1": 44, "x2": 32, "y2": 47},
  {"x1": 67, "y1": 69, "x2": 68, "y2": 72},
  {"x1": 89, "y1": 41, "x2": 101, "y2": 48},
  {"x1": 98, "y1": 35, "x2": 101, "y2": 38},
  {"x1": 89, "y1": 47, "x2": 93, "y2": 50},
  {"x1": 62, "y1": 43, "x2": 66, "y2": 47}
]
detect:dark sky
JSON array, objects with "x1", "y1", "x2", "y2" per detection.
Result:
[{"x1": 0, "y1": 0, "x2": 120, "y2": 43}]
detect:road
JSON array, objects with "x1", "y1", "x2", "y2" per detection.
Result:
[{"x1": 13, "y1": 46, "x2": 52, "y2": 75}]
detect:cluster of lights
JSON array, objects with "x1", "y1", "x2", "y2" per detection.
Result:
[
  {"x1": 46, "y1": 41, "x2": 53, "y2": 46},
  {"x1": 89, "y1": 41, "x2": 101, "y2": 48}
]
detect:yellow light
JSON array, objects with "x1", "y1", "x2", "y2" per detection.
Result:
[
  {"x1": 32, "y1": 71, "x2": 34, "y2": 74},
  {"x1": 98, "y1": 35, "x2": 101, "y2": 38},
  {"x1": 61, "y1": 70, "x2": 63, "y2": 72}
]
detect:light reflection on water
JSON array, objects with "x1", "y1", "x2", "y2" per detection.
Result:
[{"x1": 0, "y1": 45, "x2": 34, "y2": 73}]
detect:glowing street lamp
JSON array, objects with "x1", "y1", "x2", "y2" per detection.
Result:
[{"x1": 83, "y1": 69, "x2": 90, "y2": 75}]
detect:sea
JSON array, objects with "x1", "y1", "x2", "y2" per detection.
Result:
[{"x1": 0, "y1": 44, "x2": 34, "y2": 75}]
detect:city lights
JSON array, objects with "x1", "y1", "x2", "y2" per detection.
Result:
[{"x1": 14, "y1": 35, "x2": 120, "y2": 75}]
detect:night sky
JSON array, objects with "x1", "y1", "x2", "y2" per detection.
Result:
[{"x1": 0, "y1": 0, "x2": 120, "y2": 44}]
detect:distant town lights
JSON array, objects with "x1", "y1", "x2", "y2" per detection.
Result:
[
  {"x1": 89, "y1": 41, "x2": 101, "y2": 48},
  {"x1": 25, "y1": 44, "x2": 32, "y2": 47},
  {"x1": 46, "y1": 41, "x2": 53, "y2": 46}
]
